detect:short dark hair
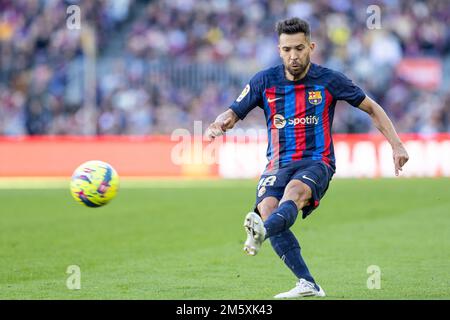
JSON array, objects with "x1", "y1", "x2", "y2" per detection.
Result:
[{"x1": 276, "y1": 17, "x2": 311, "y2": 39}]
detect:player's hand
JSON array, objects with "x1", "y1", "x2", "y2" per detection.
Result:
[
  {"x1": 204, "y1": 118, "x2": 232, "y2": 141},
  {"x1": 392, "y1": 143, "x2": 409, "y2": 176}
]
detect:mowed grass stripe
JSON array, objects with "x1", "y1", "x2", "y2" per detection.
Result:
[{"x1": 0, "y1": 178, "x2": 448, "y2": 299}]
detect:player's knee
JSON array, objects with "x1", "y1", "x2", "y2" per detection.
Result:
[
  {"x1": 257, "y1": 197, "x2": 278, "y2": 221},
  {"x1": 282, "y1": 180, "x2": 312, "y2": 208}
]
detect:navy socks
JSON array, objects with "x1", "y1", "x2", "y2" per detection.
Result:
[
  {"x1": 264, "y1": 200, "x2": 318, "y2": 289},
  {"x1": 269, "y1": 230, "x2": 316, "y2": 286},
  {"x1": 264, "y1": 200, "x2": 298, "y2": 238}
]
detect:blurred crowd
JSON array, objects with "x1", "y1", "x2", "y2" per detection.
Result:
[{"x1": 0, "y1": 0, "x2": 449, "y2": 135}]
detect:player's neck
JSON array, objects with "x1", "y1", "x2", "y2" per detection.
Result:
[{"x1": 285, "y1": 62, "x2": 311, "y2": 81}]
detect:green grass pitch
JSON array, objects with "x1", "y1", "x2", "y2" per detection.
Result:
[{"x1": 0, "y1": 178, "x2": 449, "y2": 299}]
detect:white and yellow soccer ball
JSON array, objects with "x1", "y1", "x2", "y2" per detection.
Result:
[{"x1": 70, "y1": 160, "x2": 119, "y2": 208}]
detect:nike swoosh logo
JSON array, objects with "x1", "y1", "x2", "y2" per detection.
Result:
[
  {"x1": 267, "y1": 97, "x2": 282, "y2": 103},
  {"x1": 302, "y1": 175, "x2": 317, "y2": 185}
]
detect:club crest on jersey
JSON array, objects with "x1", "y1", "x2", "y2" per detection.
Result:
[
  {"x1": 236, "y1": 84, "x2": 250, "y2": 102},
  {"x1": 308, "y1": 91, "x2": 322, "y2": 105}
]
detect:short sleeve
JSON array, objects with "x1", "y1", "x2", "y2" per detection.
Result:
[
  {"x1": 230, "y1": 75, "x2": 263, "y2": 120},
  {"x1": 329, "y1": 71, "x2": 366, "y2": 108}
]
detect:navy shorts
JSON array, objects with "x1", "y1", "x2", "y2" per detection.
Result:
[{"x1": 254, "y1": 160, "x2": 335, "y2": 219}]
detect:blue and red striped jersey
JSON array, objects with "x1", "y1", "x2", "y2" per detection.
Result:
[{"x1": 230, "y1": 63, "x2": 366, "y2": 172}]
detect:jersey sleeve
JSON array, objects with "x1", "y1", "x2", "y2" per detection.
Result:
[
  {"x1": 329, "y1": 71, "x2": 366, "y2": 108},
  {"x1": 229, "y1": 74, "x2": 264, "y2": 120}
]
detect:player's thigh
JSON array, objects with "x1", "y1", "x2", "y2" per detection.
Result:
[
  {"x1": 281, "y1": 179, "x2": 312, "y2": 208},
  {"x1": 257, "y1": 196, "x2": 279, "y2": 221},
  {"x1": 255, "y1": 169, "x2": 291, "y2": 220},
  {"x1": 291, "y1": 161, "x2": 334, "y2": 218}
]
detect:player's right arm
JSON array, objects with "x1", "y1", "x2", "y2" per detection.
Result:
[
  {"x1": 205, "y1": 109, "x2": 240, "y2": 141},
  {"x1": 205, "y1": 73, "x2": 264, "y2": 141}
]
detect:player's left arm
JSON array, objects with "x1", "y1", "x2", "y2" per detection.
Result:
[{"x1": 357, "y1": 96, "x2": 409, "y2": 176}]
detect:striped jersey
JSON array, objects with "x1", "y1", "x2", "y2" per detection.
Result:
[{"x1": 230, "y1": 63, "x2": 366, "y2": 172}]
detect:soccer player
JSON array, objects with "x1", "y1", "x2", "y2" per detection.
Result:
[{"x1": 205, "y1": 18, "x2": 409, "y2": 298}]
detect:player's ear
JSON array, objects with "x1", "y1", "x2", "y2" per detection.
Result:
[{"x1": 309, "y1": 41, "x2": 316, "y2": 52}]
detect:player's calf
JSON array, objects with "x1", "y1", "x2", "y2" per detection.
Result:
[{"x1": 257, "y1": 196, "x2": 279, "y2": 221}]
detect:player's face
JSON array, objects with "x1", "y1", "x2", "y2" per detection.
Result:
[{"x1": 278, "y1": 33, "x2": 315, "y2": 79}]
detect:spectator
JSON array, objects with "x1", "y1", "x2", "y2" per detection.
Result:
[{"x1": 0, "y1": 0, "x2": 449, "y2": 135}]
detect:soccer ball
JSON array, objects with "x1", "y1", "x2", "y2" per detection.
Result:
[{"x1": 70, "y1": 160, "x2": 119, "y2": 208}]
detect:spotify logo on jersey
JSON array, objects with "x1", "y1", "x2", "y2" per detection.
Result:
[
  {"x1": 273, "y1": 114, "x2": 319, "y2": 129},
  {"x1": 273, "y1": 114, "x2": 287, "y2": 129}
]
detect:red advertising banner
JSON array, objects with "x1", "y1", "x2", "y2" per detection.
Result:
[
  {"x1": 395, "y1": 58, "x2": 442, "y2": 90},
  {"x1": 218, "y1": 133, "x2": 450, "y2": 178},
  {"x1": 0, "y1": 136, "x2": 183, "y2": 177},
  {"x1": 0, "y1": 134, "x2": 449, "y2": 178}
]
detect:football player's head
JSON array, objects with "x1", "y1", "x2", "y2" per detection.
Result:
[{"x1": 276, "y1": 18, "x2": 315, "y2": 79}]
